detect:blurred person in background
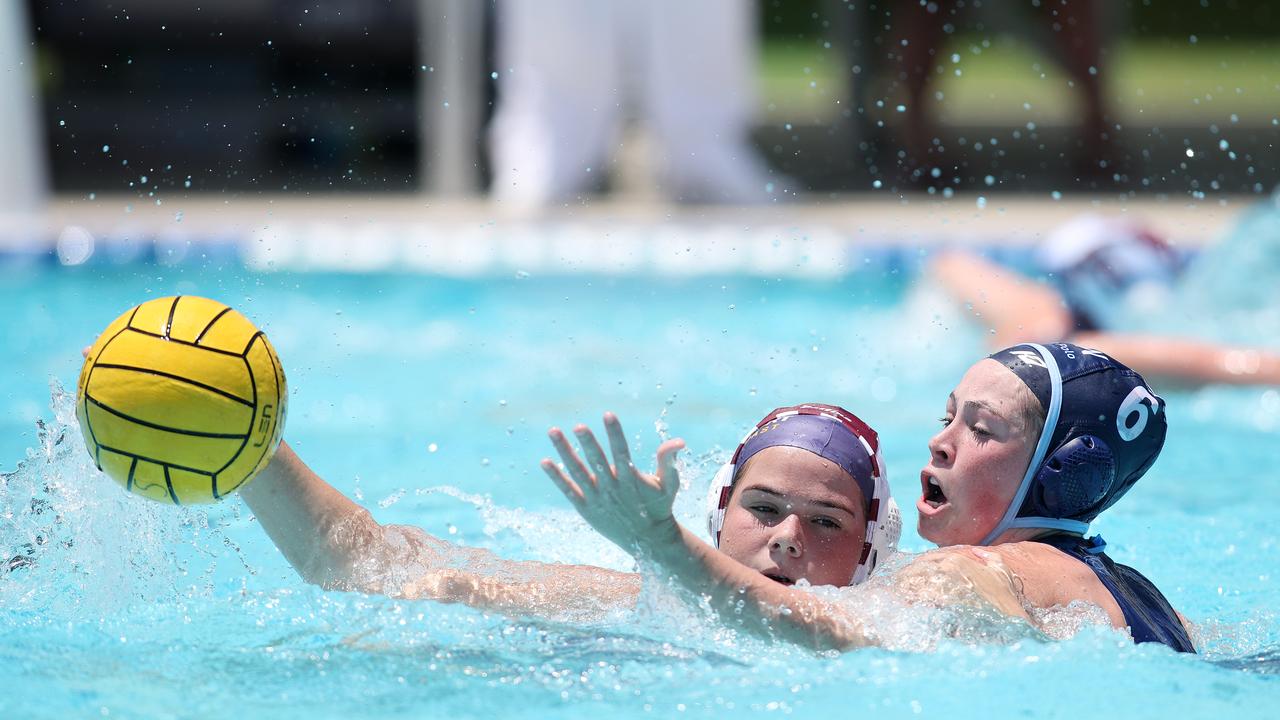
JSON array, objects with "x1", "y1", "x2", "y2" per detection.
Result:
[
  {"x1": 487, "y1": 0, "x2": 787, "y2": 208},
  {"x1": 928, "y1": 213, "x2": 1280, "y2": 387},
  {"x1": 885, "y1": 0, "x2": 1112, "y2": 187}
]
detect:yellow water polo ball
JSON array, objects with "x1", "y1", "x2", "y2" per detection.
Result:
[{"x1": 76, "y1": 296, "x2": 287, "y2": 504}]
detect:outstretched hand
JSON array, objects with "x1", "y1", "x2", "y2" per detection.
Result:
[{"x1": 541, "y1": 412, "x2": 686, "y2": 554}]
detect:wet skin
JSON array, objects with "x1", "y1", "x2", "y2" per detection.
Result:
[{"x1": 917, "y1": 359, "x2": 1039, "y2": 546}]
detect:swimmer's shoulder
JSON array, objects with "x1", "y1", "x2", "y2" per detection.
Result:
[{"x1": 982, "y1": 541, "x2": 1126, "y2": 628}]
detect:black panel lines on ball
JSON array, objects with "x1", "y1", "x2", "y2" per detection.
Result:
[
  {"x1": 124, "y1": 327, "x2": 244, "y2": 357},
  {"x1": 194, "y1": 307, "x2": 233, "y2": 346},
  {"x1": 83, "y1": 324, "x2": 135, "y2": 471},
  {"x1": 164, "y1": 296, "x2": 182, "y2": 340},
  {"x1": 91, "y1": 363, "x2": 254, "y2": 407},
  {"x1": 163, "y1": 465, "x2": 181, "y2": 505},
  {"x1": 85, "y1": 393, "x2": 250, "y2": 439},
  {"x1": 126, "y1": 304, "x2": 140, "y2": 329},
  {"x1": 239, "y1": 341, "x2": 285, "y2": 488},
  {"x1": 97, "y1": 443, "x2": 215, "y2": 477},
  {"x1": 126, "y1": 457, "x2": 138, "y2": 492},
  {"x1": 240, "y1": 331, "x2": 265, "y2": 358},
  {"x1": 216, "y1": 353, "x2": 258, "y2": 478},
  {"x1": 84, "y1": 391, "x2": 102, "y2": 471}
]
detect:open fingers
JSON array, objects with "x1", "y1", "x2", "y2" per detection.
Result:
[
  {"x1": 655, "y1": 438, "x2": 686, "y2": 497},
  {"x1": 540, "y1": 458, "x2": 586, "y2": 506},
  {"x1": 548, "y1": 427, "x2": 598, "y2": 494},
  {"x1": 572, "y1": 424, "x2": 614, "y2": 485},
  {"x1": 602, "y1": 412, "x2": 636, "y2": 478}
]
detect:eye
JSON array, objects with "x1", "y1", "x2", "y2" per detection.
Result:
[
  {"x1": 749, "y1": 503, "x2": 778, "y2": 516},
  {"x1": 970, "y1": 423, "x2": 992, "y2": 439},
  {"x1": 938, "y1": 415, "x2": 953, "y2": 427},
  {"x1": 812, "y1": 516, "x2": 842, "y2": 530}
]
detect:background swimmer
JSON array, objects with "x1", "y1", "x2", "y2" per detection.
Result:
[
  {"x1": 928, "y1": 214, "x2": 1280, "y2": 386},
  {"x1": 549, "y1": 343, "x2": 1195, "y2": 652}
]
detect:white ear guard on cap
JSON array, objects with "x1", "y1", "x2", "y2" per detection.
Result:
[{"x1": 704, "y1": 406, "x2": 900, "y2": 585}]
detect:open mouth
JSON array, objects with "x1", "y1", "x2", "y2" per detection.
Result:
[
  {"x1": 922, "y1": 473, "x2": 948, "y2": 508},
  {"x1": 762, "y1": 572, "x2": 795, "y2": 586}
]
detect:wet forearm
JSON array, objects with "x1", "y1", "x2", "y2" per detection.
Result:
[
  {"x1": 239, "y1": 441, "x2": 385, "y2": 589},
  {"x1": 406, "y1": 560, "x2": 642, "y2": 622}
]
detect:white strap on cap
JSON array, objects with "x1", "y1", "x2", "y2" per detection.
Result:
[{"x1": 978, "y1": 343, "x2": 1090, "y2": 546}]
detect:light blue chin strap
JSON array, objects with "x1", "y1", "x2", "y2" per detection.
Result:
[{"x1": 977, "y1": 343, "x2": 1091, "y2": 546}]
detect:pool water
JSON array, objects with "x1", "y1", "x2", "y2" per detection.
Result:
[{"x1": 2, "y1": 254, "x2": 1278, "y2": 719}]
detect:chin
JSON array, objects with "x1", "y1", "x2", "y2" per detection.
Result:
[{"x1": 916, "y1": 517, "x2": 943, "y2": 545}]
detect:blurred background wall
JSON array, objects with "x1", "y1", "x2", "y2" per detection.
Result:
[{"x1": 22, "y1": 0, "x2": 1280, "y2": 198}]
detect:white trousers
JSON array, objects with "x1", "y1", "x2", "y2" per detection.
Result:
[{"x1": 489, "y1": 0, "x2": 772, "y2": 205}]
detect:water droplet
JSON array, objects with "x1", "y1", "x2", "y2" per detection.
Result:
[
  {"x1": 58, "y1": 120, "x2": 65, "y2": 127},
  {"x1": 427, "y1": 443, "x2": 438, "y2": 453},
  {"x1": 976, "y1": 196, "x2": 987, "y2": 209},
  {"x1": 984, "y1": 175, "x2": 995, "y2": 186},
  {"x1": 490, "y1": 71, "x2": 498, "y2": 80},
  {"x1": 514, "y1": 270, "x2": 530, "y2": 279},
  {"x1": 480, "y1": 458, "x2": 490, "y2": 466},
  {"x1": 872, "y1": 179, "x2": 883, "y2": 189},
  {"x1": 101, "y1": 145, "x2": 110, "y2": 153},
  {"x1": 1186, "y1": 148, "x2": 1196, "y2": 158}
]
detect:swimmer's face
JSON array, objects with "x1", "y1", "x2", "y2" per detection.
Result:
[
  {"x1": 718, "y1": 445, "x2": 868, "y2": 587},
  {"x1": 918, "y1": 359, "x2": 1039, "y2": 546}
]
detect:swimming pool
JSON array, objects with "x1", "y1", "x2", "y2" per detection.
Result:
[{"x1": 2, "y1": 240, "x2": 1278, "y2": 719}]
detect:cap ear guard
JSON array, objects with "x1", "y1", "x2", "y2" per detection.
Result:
[
  {"x1": 1030, "y1": 435, "x2": 1115, "y2": 519},
  {"x1": 705, "y1": 461, "x2": 736, "y2": 546}
]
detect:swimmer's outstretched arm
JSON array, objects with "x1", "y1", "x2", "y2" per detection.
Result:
[
  {"x1": 928, "y1": 250, "x2": 1074, "y2": 348},
  {"x1": 1071, "y1": 331, "x2": 1280, "y2": 386},
  {"x1": 241, "y1": 441, "x2": 640, "y2": 620},
  {"x1": 542, "y1": 414, "x2": 873, "y2": 651}
]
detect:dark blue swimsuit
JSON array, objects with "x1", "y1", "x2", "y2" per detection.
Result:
[{"x1": 1037, "y1": 534, "x2": 1196, "y2": 653}]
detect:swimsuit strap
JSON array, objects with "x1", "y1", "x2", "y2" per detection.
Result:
[{"x1": 1035, "y1": 534, "x2": 1196, "y2": 653}]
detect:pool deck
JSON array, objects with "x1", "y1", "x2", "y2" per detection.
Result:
[
  {"x1": 0, "y1": 193, "x2": 1257, "y2": 274},
  {"x1": 36, "y1": 193, "x2": 1247, "y2": 242}
]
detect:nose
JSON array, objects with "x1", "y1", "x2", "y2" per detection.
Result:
[
  {"x1": 928, "y1": 426, "x2": 953, "y2": 465},
  {"x1": 768, "y1": 515, "x2": 804, "y2": 558}
]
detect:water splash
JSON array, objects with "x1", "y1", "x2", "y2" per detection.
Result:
[{"x1": 0, "y1": 381, "x2": 245, "y2": 620}]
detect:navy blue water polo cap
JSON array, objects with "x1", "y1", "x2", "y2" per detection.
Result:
[{"x1": 980, "y1": 342, "x2": 1167, "y2": 545}]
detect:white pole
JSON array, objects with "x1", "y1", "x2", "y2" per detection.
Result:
[
  {"x1": 418, "y1": 0, "x2": 484, "y2": 196},
  {"x1": 0, "y1": 1, "x2": 47, "y2": 224}
]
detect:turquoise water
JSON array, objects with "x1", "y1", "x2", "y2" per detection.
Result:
[{"x1": 2, "y1": 257, "x2": 1278, "y2": 719}]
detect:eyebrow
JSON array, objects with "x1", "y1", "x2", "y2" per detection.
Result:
[
  {"x1": 963, "y1": 398, "x2": 1010, "y2": 421},
  {"x1": 743, "y1": 486, "x2": 859, "y2": 516}
]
